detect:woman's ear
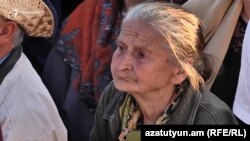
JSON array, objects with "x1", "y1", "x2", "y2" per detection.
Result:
[
  {"x1": 170, "y1": 66, "x2": 188, "y2": 85},
  {"x1": 170, "y1": 57, "x2": 193, "y2": 84}
]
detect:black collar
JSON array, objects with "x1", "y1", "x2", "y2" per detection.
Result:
[{"x1": 0, "y1": 46, "x2": 22, "y2": 85}]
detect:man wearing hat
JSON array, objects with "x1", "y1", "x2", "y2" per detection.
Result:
[{"x1": 0, "y1": 0, "x2": 67, "y2": 140}]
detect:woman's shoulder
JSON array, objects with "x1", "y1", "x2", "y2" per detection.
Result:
[{"x1": 194, "y1": 88, "x2": 239, "y2": 125}]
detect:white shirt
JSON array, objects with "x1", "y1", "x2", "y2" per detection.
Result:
[
  {"x1": 233, "y1": 20, "x2": 250, "y2": 124},
  {"x1": 0, "y1": 53, "x2": 67, "y2": 140}
]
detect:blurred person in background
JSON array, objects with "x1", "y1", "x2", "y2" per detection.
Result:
[
  {"x1": 232, "y1": 0, "x2": 250, "y2": 125},
  {"x1": 211, "y1": 0, "x2": 249, "y2": 109}
]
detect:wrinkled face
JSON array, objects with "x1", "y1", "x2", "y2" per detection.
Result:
[{"x1": 111, "y1": 19, "x2": 177, "y2": 95}]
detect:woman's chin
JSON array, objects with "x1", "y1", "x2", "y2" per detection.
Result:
[{"x1": 113, "y1": 80, "x2": 136, "y2": 92}]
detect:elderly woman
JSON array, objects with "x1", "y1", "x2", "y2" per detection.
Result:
[{"x1": 90, "y1": 3, "x2": 238, "y2": 141}]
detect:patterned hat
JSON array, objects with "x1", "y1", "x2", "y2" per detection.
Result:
[{"x1": 0, "y1": 0, "x2": 57, "y2": 37}]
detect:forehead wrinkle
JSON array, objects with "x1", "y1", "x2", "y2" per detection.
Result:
[{"x1": 121, "y1": 27, "x2": 155, "y2": 43}]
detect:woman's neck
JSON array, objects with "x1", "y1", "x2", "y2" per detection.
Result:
[{"x1": 131, "y1": 85, "x2": 175, "y2": 124}]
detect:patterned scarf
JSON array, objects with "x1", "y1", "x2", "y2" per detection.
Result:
[
  {"x1": 118, "y1": 85, "x2": 185, "y2": 141},
  {"x1": 56, "y1": 0, "x2": 123, "y2": 109}
]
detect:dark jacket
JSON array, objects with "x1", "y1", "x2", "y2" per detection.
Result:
[
  {"x1": 42, "y1": 47, "x2": 94, "y2": 141},
  {"x1": 23, "y1": 0, "x2": 60, "y2": 75},
  {"x1": 90, "y1": 82, "x2": 238, "y2": 141}
]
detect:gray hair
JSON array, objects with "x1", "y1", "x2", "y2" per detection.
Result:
[
  {"x1": 123, "y1": 2, "x2": 211, "y2": 91},
  {"x1": 13, "y1": 26, "x2": 24, "y2": 47}
]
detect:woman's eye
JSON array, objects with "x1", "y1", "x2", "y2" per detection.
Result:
[
  {"x1": 137, "y1": 51, "x2": 145, "y2": 58},
  {"x1": 117, "y1": 45, "x2": 125, "y2": 51}
]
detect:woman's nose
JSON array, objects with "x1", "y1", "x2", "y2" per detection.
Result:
[{"x1": 118, "y1": 53, "x2": 133, "y2": 71}]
